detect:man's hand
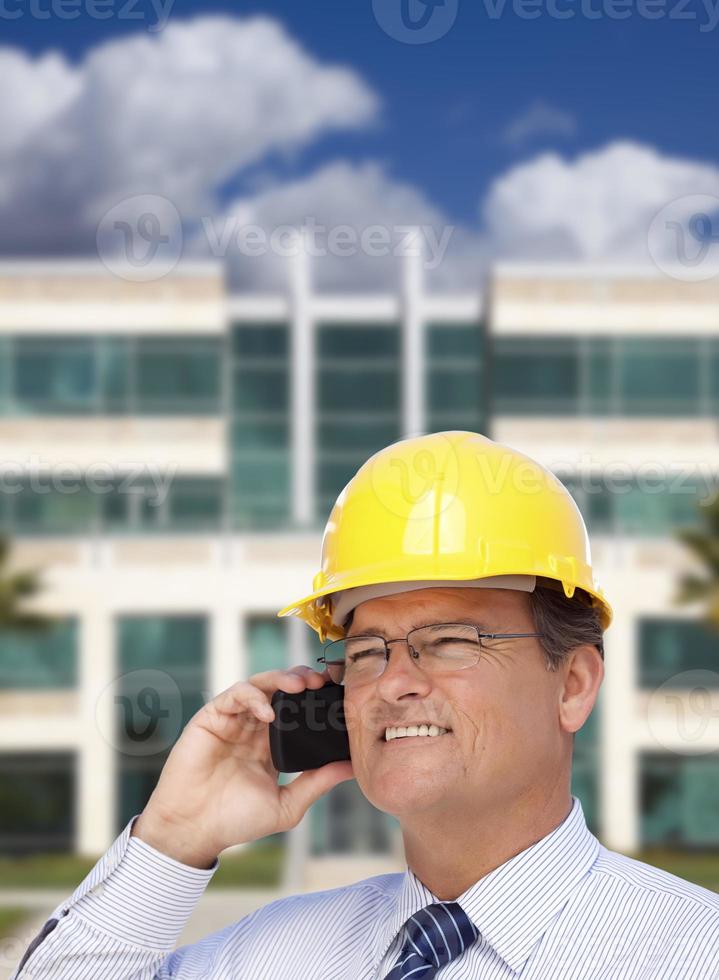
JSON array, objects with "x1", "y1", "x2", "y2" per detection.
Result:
[{"x1": 131, "y1": 666, "x2": 354, "y2": 868}]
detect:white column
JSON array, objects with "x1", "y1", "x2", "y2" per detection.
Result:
[
  {"x1": 209, "y1": 604, "x2": 240, "y2": 698},
  {"x1": 600, "y1": 598, "x2": 639, "y2": 852},
  {"x1": 400, "y1": 227, "x2": 425, "y2": 438},
  {"x1": 78, "y1": 608, "x2": 116, "y2": 854},
  {"x1": 290, "y1": 232, "x2": 315, "y2": 526}
]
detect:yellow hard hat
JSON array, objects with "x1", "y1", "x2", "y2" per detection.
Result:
[{"x1": 277, "y1": 430, "x2": 612, "y2": 641}]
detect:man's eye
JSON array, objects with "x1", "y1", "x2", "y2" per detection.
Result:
[
  {"x1": 346, "y1": 646, "x2": 384, "y2": 662},
  {"x1": 430, "y1": 639, "x2": 481, "y2": 655}
]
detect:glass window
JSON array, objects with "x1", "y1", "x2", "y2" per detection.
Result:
[
  {"x1": 426, "y1": 323, "x2": 486, "y2": 432},
  {"x1": 232, "y1": 324, "x2": 288, "y2": 358},
  {"x1": 584, "y1": 483, "x2": 613, "y2": 533},
  {"x1": 317, "y1": 325, "x2": 399, "y2": 358},
  {"x1": 315, "y1": 495, "x2": 340, "y2": 521},
  {"x1": 12, "y1": 483, "x2": 99, "y2": 534},
  {"x1": 317, "y1": 457, "x2": 362, "y2": 498},
  {"x1": 318, "y1": 369, "x2": 398, "y2": 412},
  {"x1": 586, "y1": 338, "x2": 612, "y2": 414},
  {"x1": 168, "y1": 479, "x2": 224, "y2": 529},
  {"x1": 119, "y1": 615, "x2": 206, "y2": 672},
  {"x1": 2, "y1": 335, "x2": 224, "y2": 416},
  {"x1": 494, "y1": 338, "x2": 579, "y2": 414},
  {"x1": 232, "y1": 367, "x2": 288, "y2": 413},
  {"x1": 315, "y1": 324, "x2": 400, "y2": 522},
  {"x1": 711, "y1": 339, "x2": 719, "y2": 413},
  {"x1": 232, "y1": 419, "x2": 289, "y2": 451},
  {"x1": 0, "y1": 475, "x2": 225, "y2": 536},
  {"x1": 101, "y1": 484, "x2": 131, "y2": 528},
  {"x1": 136, "y1": 339, "x2": 220, "y2": 414},
  {"x1": 0, "y1": 618, "x2": 77, "y2": 689},
  {"x1": 232, "y1": 453, "x2": 290, "y2": 495},
  {"x1": 99, "y1": 337, "x2": 132, "y2": 413},
  {"x1": 641, "y1": 754, "x2": 719, "y2": 847},
  {"x1": 617, "y1": 339, "x2": 700, "y2": 416},
  {"x1": 491, "y1": 336, "x2": 712, "y2": 418},
  {"x1": 318, "y1": 418, "x2": 398, "y2": 453},
  {"x1": 555, "y1": 472, "x2": 712, "y2": 537},
  {"x1": 614, "y1": 477, "x2": 706, "y2": 535},
  {"x1": 116, "y1": 616, "x2": 207, "y2": 830},
  {"x1": 14, "y1": 338, "x2": 97, "y2": 414},
  {"x1": 427, "y1": 324, "x2": 483, "y2": 359},
  {"x1": 428, "y1": 370, "x2": 482, "y2": 414},
  {"x1": 230, "y1": 324, "x2": 290, "y2": 529},
  {"x1": 246, "y1": 617, "x2": 287, "y2": 676},
  {"x1": 639, "y1": 618, "x2": 719, "y2": 688},
  {"x1": 0, "y1": 336, "x2": 11, "y2": 413},
  {"x1": 0, "y1": 753, "x2": 75, "y2": 853}
]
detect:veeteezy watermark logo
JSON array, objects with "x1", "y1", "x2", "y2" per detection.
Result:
[
  {"x1": 0, "y1": 456, "x2": 177, "y2": 506},
  {"x1": 482, "y1": 0, "x2": 719, "y2": 29},
  {"x1": 97, "y1": 194, "x2": 455, "y2": 281},
  {"x1": 373, "y1": 0, "x2": 460, "y2": 42},
  {"x1": 646, "y1": 671, "x2": 719, "y2": 753},
  {"x1": 369, "y1": 430, "x2": 462, "y2": 521},
  {"x1": 373, "y1": 0, "x2": 719, "y2": 37},
  {"x1": 0, "y1": 0, "x2": 174, "y2": 30},
  {"x1": 97, "y1": 194, "x2": 184, "y2": 281},
  {"x1": 201, "y1": 215, "x2": 453, "y2": 269},
  {"x1": 96, "y1": 669, "x2": 185, "y2": 755},
  {"x1": 648, "y1": 194, "x2": 719, "y2": 281}
]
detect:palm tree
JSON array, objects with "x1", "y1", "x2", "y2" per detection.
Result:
[
  {"x1": 674, "y1": 491, "x2": 719, "y2": 627},
  {"x1": 0, "y1": 534, "x2": 58, "y2": 631}
]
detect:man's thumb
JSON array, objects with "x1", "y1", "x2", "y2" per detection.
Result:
[{"x1": 278, "y1": 760, "x2": 355, "y2": 826}]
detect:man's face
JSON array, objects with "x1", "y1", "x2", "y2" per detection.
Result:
[{"x1": 342, "y1": 586, "x2": 572, "y2": 821}]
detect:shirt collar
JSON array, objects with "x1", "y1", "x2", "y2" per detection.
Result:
[{"x1": 370, "y1": 795, "x2": 600, "y2": 976}]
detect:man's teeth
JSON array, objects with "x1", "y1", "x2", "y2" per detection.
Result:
[{"x1": 384, "y1": 725, "x2": 450, "y2": 741}]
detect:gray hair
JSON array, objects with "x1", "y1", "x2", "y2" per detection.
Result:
[{"x1": 529, "y1": 577, "x2": 605, "y2": 671}]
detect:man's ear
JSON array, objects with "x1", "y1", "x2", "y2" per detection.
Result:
[{"x1": 559, "y1": 644, "x2": 604, "y2": 736}]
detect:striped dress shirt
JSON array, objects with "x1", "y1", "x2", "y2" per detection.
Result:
[{"x1": 11, "y1": 795, "x2": 719, "y2": 979}]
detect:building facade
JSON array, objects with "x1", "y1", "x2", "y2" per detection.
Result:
[{"x1": 0, "y1": 257, "x2": 717, "y2": 886}]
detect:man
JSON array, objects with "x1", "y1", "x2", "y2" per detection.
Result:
[{"x1": 12, "y1": 431, "x2": 719, "y2": 978}]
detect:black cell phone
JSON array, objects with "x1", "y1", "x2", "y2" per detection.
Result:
[{"x1": 268, "y1": 681, "x2": 350, "y2": 773}]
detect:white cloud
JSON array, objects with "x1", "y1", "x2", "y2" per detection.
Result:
[
  {"x1": 1, "y1": 23, "x2": 717, "y2": 295},
  {"x1": 209, "y1": 141, "x2": 719, "y2": 291},
  {"x1": 482, "y1": 140, "x2": 719, "y2": 263},
  {"x1": 501, "y1": 100, "x2": 576, "y2": 148},
  {"x1": 0, "y1": 49, "x2": 79, "y2": 165},
  {"x1": 0, "y1": 16, "x2": 378, "y2": 252},
  {"x1": 207, "y1": 160, "x2": 488, "y2": 292}
]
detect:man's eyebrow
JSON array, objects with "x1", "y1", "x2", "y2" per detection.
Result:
[{"x1": 347, "y1": 618, "x2": 498, "y2": 637}]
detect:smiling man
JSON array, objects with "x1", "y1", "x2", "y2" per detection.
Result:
[
  {"x1": 12, "y1": 431, "x2": 719, "y2": 979},
  {"x1": 337, "y1": 582, "x2": 601, "y2": 906}
]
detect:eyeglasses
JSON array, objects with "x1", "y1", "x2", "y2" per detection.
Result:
[{"x1": 317, "y1": 622, "x2": 545, "y2": 687}]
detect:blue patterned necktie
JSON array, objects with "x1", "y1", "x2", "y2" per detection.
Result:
[{"x1": 383, "y1": 901, "x2": 480, "y2": 979}]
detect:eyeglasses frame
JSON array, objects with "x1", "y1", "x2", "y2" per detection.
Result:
[{"x1": 316, "y1": 621, "x2": 546, "y2": 685}]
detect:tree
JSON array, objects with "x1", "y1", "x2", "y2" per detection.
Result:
[
  {"x1": 674, "y1": 490, "x2": 719, "y2": 629},
  {"x1": 0, "y1": 534, "x2": 58, "y2": 631}
]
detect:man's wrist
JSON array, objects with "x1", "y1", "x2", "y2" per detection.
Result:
[{"x1": 132, "y1": 809, "x2": 219, "y2": 870}]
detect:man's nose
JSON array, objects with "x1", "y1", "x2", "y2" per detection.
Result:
[{"x1": 375, "y1": 638, "x2": 433, "y2": 696}]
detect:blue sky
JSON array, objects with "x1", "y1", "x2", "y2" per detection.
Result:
[
  {"x1": 3, "y1": 0, "x2": 719, "y2": 286},
  {"x1": 5, "y1": 0, "x2": 718, "y2": 222}
]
